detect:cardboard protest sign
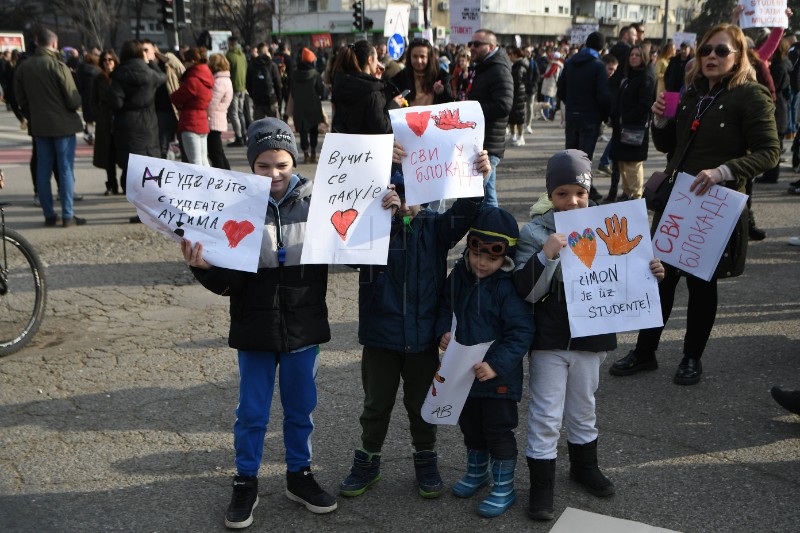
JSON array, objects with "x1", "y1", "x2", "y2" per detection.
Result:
[
  {"x1": 300, "y1": 133, "x2": 393, "y2": 265},
  {"x1": 449, "y1": 0, "x2": 481, "y2": 45},
  {"x1": 739, "y1": 0, "x2": 788, "y2": 29},
  {"x1": 672, "y1": 31, "x2": 697, "y2": 47},
  {"x1": 389, "y1": 101, "x2": 485, "y2": 206},
  {"x1": 126, "y1": 155, "x2": 271, "y2": 272},
  {"x1": 554, "y1": 200, "x2": 663, "y2": 338},
  {"x1": 652, "y1": 173, "x2": 747, "y2": 281},
  {"x1": 422, "y1": 317, "x2": 493, "y2": 425}
]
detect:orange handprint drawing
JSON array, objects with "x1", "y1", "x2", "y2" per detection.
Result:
[
  {"x1": 596, "y1": 214, "x2": 642, "y2": 255},
  {"x1": 431, "y1": 108, "x2": 477, "y2": 130},
  {"x1": 431, "y1": 362, "x2": 446, "y2": 396}
]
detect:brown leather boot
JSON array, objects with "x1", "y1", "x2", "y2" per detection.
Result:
[
  {"x1": 310, "y1": 149, "x2": 317, "y2": 164},
  {"x1": 303, "y1": 151, "x2": 310, "y2": 164}
]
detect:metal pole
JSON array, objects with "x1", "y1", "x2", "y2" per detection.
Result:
[
  {"x1": 174, "y1": 27, "x2": 180, "y2": 50},
  {"x1": 663, "y1": 0, "x2": 669, "y2": 47}
]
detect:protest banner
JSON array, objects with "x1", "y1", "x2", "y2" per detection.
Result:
[
  {"x1": 652, "y1": 173, "x2": 748, "y2": 281},
  {"x1": 554, "y1": 200, "x2": 663, "y2": 338},
  {"x1": 126, "y1": 155, "x2": 271, "y2": 273},
  {"x1": 449, "y1": 0, "x2": 481, "y2": 45},
  {"x1": 569, "y1": 24, "x2": 599, "y2": 46},
  {"x1": 421, "y1": 317, "x2": 493, "y2": 425},
  {"x1": 739, "y1": 0, "x2": 788, "y2": 29},
  {"x1": 300, "y1": 133, "x2": 393, "y2": 265},
  {"x1": 384, "y1": 3, "x2": 411, "y2": 38},
  {"x1": 389, "y1": 101, "x2": 485, "y2": 206},
  {"x1": 672, "y1": 31, "x2": 697, "y2": 47}
]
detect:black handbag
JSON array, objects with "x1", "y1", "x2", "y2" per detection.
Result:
[{"x1": 643, "y1": 129, "x2": 696, "y2": 212}]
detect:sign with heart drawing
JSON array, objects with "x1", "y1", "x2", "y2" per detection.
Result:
[
  {"x1": 554, "y1": 199, "x2": 663, "y2": 337},
  {"x1": 300, "y1": 133, "x2": 394, "y2": 265},
  {"x1": 389, "y1": 101, "x2": 485, "y2": 207},
  {"x1": 738, "y1": 0, "x2": 788, "y2": 30},
  {"x1": 126, "y1": 154, "x2": 271, "y2": 273}
]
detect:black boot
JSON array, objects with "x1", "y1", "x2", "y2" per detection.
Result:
[
  {"x1": 568, "y1": 439, "x2": 615, "y2": 497},
  {"x1": 748, "y1": 210, "x2": 766, "y2": 241},
  {"x1": 527, "y1": 457, "x2": 556, "y2": 521}
]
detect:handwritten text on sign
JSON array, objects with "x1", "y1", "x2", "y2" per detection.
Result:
[
  {"x1": 448, "y1": 0, "x2": 481, "y2": 44},
  {"x1": 300, "y1": 133, "x2": 393, "y2": 265},
  {"x1": 389, "y1": 101, "x2": 485, "y2": 206},
  {"x1": 422, "y1": 317, "x2": 492, "y2": 425},
  {"x1": 739, "y1": 0, "x2": 788, "y2": 29},
  {"x1": 652, "y1": 173, "x2": 747, "y2": 281},
  {"x1": 555, "y1": 200, "x2": 663, "y2": 337},
  {"x1": 126, "y1": 154, "x2": 271, "y2": 272}
]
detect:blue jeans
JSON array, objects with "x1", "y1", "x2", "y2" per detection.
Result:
[
  {"x1": 600, "y1": 139, "x2": 612, "y2": 167},
  {"x1": 543, "y1": 96, "x2": 556, "y2": 120},
  {"x1": 483, "y1": 154, "x2": 501, "y2": 208},
  {"x1": 234, "y1": 346, "x2": 319, "y2": 476},
  {"x1": 35, "y1": 135, "x2": 75, "y2": 220}
]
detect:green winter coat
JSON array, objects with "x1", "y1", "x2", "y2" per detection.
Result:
[
  {"x1": 226, "y1": 46, "x2": 248, "y2": 93},
  {"x1": 14, "y1": 47, "x2": 83, "y2": 137}
]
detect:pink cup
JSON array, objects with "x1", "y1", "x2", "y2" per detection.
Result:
[{"x1": 663, "y1": 91, "x2": 680, "y2": 119}]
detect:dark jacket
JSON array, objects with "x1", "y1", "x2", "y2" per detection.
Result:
[
  {"x1": 663, "y1": 55, "x2": 690, "y2": 93},
  {"x1": 171, "y1": 63, "x2": 214, "y2": 134},
  {"x1": 291, "y1": 62, "x2": 324, "y2": 132},
  {"x1": 513, "y1": 204, "x2": 616, "y2": 352},
  {"x1": 652, "y1": 78, "x2": 780, "y2": 192},
  {"x1": 76, "y1": 61, "x2": 101, "y2": 123},
  {"x1": 437, "y1": 255, "x2": 535, "y2": 402},
  {"x1": 90, "y1": 71, "x2": 115, "y2": 170},
  {"x1": 770, "y1": 58, "x2": 791, "y2": 135},
  {"x1": 509, "y1": 58, "x2": 528, "y2": 125},
  {"x1": 611, "y1": 67, "x2": 655, "y2": 162},
  {"x1": 607, "y1": 40, "x2": 631, "y2": 96},
  {"x1": 246, "y1": 54, "x2": 282, "y2": 106},
  {"x1": 191, "y1": 177, "x2": 330, "y2": 352},
  {"x1": 389, "y1": 66, "x2": 454, "y2": 105},
  {"x1": 358, "y1": 198, "x2": 481, "y2": 353},
  {"x1": 331, "y1": 71, "x2": 398, "y2": 134},
  {"x1": 468, "y1": 48, "x2": 513, "y2": 157},
  {"x1": 14, "y1": 47, "x2": 83, "y2": 137},
  {"x1": 110, "y1": 58, "x2": 166, "y2": 160},
  {"x1": 556, "y1": 49, "x2": 611, "y2": 124}
]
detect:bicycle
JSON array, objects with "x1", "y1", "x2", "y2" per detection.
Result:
[{"x1": 0, "y1": 170, "x2": 47, "y2": 356}]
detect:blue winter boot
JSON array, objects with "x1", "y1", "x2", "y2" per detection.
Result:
[
  {"x1": 477, "y1": 458, "x2": 517, "y2": 518},
  {"x1": 413, "y1": 450, "x2": 444, "y2": 498},
  {"x1": 339, "y1": 449, "x2": 381, "y2": 497},
  {"x1": 452, "y1": 449, "x2": 490, "y2": 498}
]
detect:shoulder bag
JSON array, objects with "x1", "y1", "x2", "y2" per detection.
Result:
[{"x1": 643, "y1": 129, "x2": 696, "y2": 212}]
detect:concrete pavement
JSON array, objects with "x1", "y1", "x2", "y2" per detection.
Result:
[{"x1": 0, "y1": 107, "x2": 799, "y2": 532}]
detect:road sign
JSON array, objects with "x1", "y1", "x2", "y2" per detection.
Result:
[{"x1": 388, "y1": 33, "x2": 405, "y2": 60}]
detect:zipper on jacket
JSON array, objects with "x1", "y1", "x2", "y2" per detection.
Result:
[{"x1": 269, "y1": 202, "x2": 290, "y2": 352}]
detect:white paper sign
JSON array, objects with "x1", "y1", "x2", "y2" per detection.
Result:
[
  {"x1": 389, "y1": 101, "x2": 485, "y2": 206},
  {"x1": 551, "y1": 508, "x2": 681, "y2": 533},
  {"x1": 739, "y1": 0, "x2": 788, "y2": 29},
  {"x1": 449, "y1": 0, "x2": 481, "y2": 45},
  {"x1": 672, "y1": 32, "x2": 697, "y2": 47},
  {"x1": 300, "y1": 133, "x2": 393, "y2": 265},
  {"x1": 422, "y1": 317, "x2": 493, "y2": 425},
  {"x1": 384, "y1": 3, "x2": 411, "y2": 38},
  {"x1": 569, "y1": 24, "x2": 600, "y2": 46},
  {"x1": 126, "y1": 155, "x2": 271, "y2": 272},
  {"x1": 554, "y1": 200, "x2": 663, "y2": 338},
  {"x1": 652, "y1": 173, "x2": 747, "y2": 281}
]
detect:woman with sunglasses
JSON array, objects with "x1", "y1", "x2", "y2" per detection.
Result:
[
  {"x1": 609, "y1": 24, "x2": 780, "y2": 385},
  {"x1": 91, "y1": 50, "x2": 121, "y2": 195}
]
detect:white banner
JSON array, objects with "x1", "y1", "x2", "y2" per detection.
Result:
[
  {"x1": 569, "y1": 24, "x2": 599, "y2": 46},
  {"x1": 422, "y1": 317, "x2": 493, "y2": 425},
  {"x1": 384, "y1": 3, "x2": 411, "y2": 38},
  {"x1": 672, "y1": 32, "x2": 697, "y2": 47},
  {"x1": 300, "y1": 133, "x2": 393, "y2": 265},
  {"x1": 449, "y1": 0, "x2": 481, "y2": 45},
  {"x1": 554, "y1": 200, "x2": 663, "y2": 338},
  {"x1": 389, "y1": 101, "x2": 485, "y2": 206},
  {"x1": 739, "y1": 0, "x2": 788, "y2": 29},
  {"x1": 652, "y1": 173, "x2": 747, "y2": 281},
  {"x1": 126, "y1": 155, "x2": 271, "y2": 272}
]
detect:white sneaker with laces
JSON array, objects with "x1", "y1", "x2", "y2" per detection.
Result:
[{"x1": 788, "y1": 236, "x2": 800, "y2": 246}]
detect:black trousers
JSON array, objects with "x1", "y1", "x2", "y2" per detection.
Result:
[
  {"x1": 207, "y1": 131, "x2": 230, "y2": 170},
  {"x1": 458, "y1": 396, "x2": 518, "y2": 460},
  {"x1": 298, "y1": 126, "x2": 319, "y2": 152}
]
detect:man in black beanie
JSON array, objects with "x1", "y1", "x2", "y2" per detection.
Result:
[{"x1": 556, "y1": 31, "x2": 610, "y2": 202}]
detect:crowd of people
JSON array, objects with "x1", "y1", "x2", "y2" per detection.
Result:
[{"x1": 1, "y1": 16, "x2": 799, "y2": 531}]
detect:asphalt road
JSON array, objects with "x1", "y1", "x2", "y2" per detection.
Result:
[{"x1": 0, "y1": 106, "x2": 798, "y2": 533}]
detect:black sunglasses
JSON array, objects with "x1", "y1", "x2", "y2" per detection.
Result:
[
  {"x1": 468, "y1": 40, "x2": 489, "y2": 48},
  {"x1": 698, "y1": 44, "x2": 738, "y2": 58}
]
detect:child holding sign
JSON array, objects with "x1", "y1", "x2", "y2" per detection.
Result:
[
  {"x1": 340, "y1": 149, "x2": 489, "y2": 500},
  {"x1": 436, "y1": 207, "x2": 535, "y2": 518},
  {"x1": 181, "y1": 118, "x2": 349, "y2": 529},
  {"x1": 513, "y1": 150, "x2": 665, "y2": 521}
]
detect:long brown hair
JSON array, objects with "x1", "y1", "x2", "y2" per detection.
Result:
[
  {"x1": 404, "y1": 39, "x2": 439, "y2": 91},
  {"x1": 686, "y1": 24, "x2": 755, "y2": 90},
  {"x1": 99, "y1": 48, "x2": 119, "y2": 81}
]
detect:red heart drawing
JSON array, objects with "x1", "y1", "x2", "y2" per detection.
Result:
[
  {"x1": 568, "y1": 228, "x2": 597, "y2": 269},
  {"x1": 222, "y1": 220, "x2": 256, "y2": 248},
  {"x1": 405, "y1": 111, "x2": 432, "y2": 137},
  {"x1": 331, "y1": 209, "x2": 358, "y2": 241},
  {"x1": 744, "y1": 10, "x2": 755, "y2": 16}
]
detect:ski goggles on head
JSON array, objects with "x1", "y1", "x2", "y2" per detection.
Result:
[{"x1": 468, "y1": 235, "x2": 507, "y2": 257}]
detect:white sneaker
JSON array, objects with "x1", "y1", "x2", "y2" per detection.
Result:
[
  {"x1": 525, "y1": 125, "x2": 533, "y2": 134},
  {"x1": 516, "y1": 136, "x2": 525, "y2": 146},
  {"x1": 788, "y1": 236, "x2": 800, "y2": 246}
]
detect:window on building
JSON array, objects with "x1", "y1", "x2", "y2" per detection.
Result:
[{"x1": 308, "y1": 0, "x2": 317, "y2": 11}]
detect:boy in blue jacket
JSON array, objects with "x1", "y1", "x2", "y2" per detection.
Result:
[{"x1": 436, "y1": 207, "x2": 535, "y2": 518}]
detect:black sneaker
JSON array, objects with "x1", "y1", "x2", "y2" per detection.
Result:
[
  {"x1": 225, "y1": 475, "x2": 258, "y2": 529},
  {"x1": 771, "y1": 386, "x2": 800, "y2": 415},
  {"x1": 62, "y1": 216, "x2": 87, "y2": 227},
  {"x1": 609, "y1": 350, "x2": 658, "y2": 376},
  {"x1": 286, "y1": 467, "x2": 338, "y2": 514},
  {"x1": 44, "y1": 216, "x2": 60, "y2": 227},
  {"x1": 227, "y1": 137, "x2": 244, "y2": 147}
]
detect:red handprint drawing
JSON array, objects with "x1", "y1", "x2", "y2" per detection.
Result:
[
  {"x1": 432, "y1": 108, "x2": 477, "y2": 131},
  {"x1": 431, "y1": 362, "x2": 446, "y2": 396}
]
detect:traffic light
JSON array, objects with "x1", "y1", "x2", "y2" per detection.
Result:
[
  {"x1": 364, "y1": 17, "x2": 374, "y2": 31},
  {"x1": 352, "y1": 1, "x2": 363, "y2": 32},
  {"x1": 176, "y1": 0, "x2": 191, "y2": 27},
  {"x1": 162, "y1": 0, "x2": 175, "y2": 30}
]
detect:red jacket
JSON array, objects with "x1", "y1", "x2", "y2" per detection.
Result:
[{"x1": 171, "y1": 63, "x2": 214, "y2": 134}]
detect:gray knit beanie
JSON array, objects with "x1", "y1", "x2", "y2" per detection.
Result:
[
  {"x1": 545, "y1": 149, "x2": 592, "y2": 196},
  {"x1": 246, "y1": 118, "x2": 298, "y2": 170}
]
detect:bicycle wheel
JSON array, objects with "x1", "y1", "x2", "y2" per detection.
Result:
[{"x1": 0, "y1": 227, "x2": 47, "y2": 356}]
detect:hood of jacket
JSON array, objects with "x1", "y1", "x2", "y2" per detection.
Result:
[
  {"x1": 294, "y1": 63, "x2": 318, "y2": 82},
  {"x1": 184, "y1": 63, "x2": 215, "y2": 89},
  {"x1": 568, "y1": 50, "x2": 599, "y2": 68},
  {"x1": 332, "y1": 71, "x2": 384, "y2": 105}
]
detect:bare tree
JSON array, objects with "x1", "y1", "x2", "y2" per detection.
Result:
[{"x1": 210, "y1": 0, "x2": 273, "y2": 45}]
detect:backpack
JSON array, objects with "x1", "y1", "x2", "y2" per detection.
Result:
[{"x1": 251, "y1": 61, "x2": 276, "y2": 106}]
